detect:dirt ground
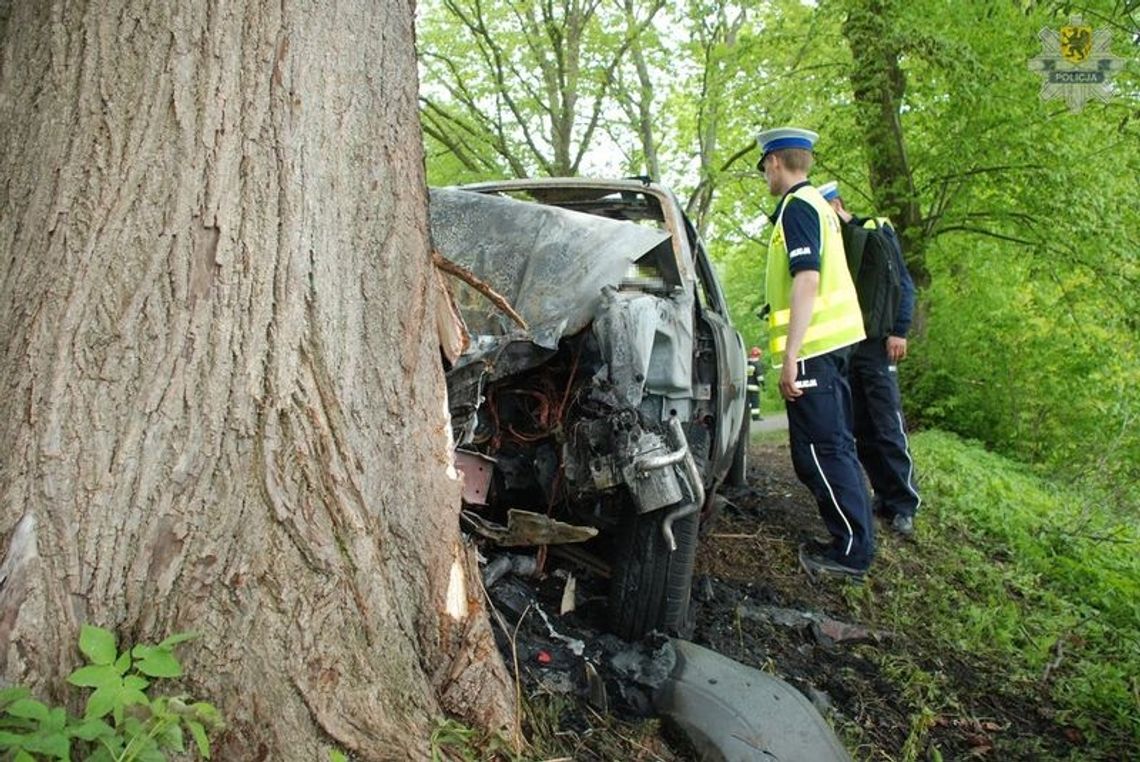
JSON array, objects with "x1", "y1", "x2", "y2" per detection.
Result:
[
  {"x1": 507, "y1": 436, "x2": 1080, "y2": 761},
  {"x1": 683, "y1": 437, "x2": 1076, "y2": 761}
]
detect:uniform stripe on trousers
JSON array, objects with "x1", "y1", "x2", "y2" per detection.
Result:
[
  {"x1": 896, "y1": 411, "x2": 922, "y2": 510},
  {"x1": 809, "y1": 443, "x2": 854, "y2": 556}
]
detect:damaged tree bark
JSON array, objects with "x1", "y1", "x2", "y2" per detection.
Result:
[
  {"x1": 0, "y1": 1, "x2": 512, "y2": 758},
  {"x1": 433, "y1": 251, "x2": 529, "y2": 331}
]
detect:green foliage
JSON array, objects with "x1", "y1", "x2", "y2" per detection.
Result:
[
  {"x1": 522, "y1": 692, "x2": 674, "y2": 760},
  {"x1": 422, "y1": 0, "x2": 1140, "y2": 507},
  {"x1": 906, "y1": 228, "x2": 1140, "y2": 513},
  {"x1": 853, "y1": 431, "x2": 1140, "y2": 757},
  {"x1": 0, "y1": 626, "x2": 222, "y2": 762},
  {"x1": 429, "y1": 717, "x2": 516, "y2": 761}
]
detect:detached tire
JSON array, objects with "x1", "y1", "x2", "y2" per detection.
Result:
[{"x1": 608, "y1": 507, "x2": 699, "y2": 641}]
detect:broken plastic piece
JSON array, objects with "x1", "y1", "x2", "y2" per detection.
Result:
[
  {"x1": 454, "y1": 450, "x2": 495, "y2": 505},
  {"x1": 560, "y1": 573, "x2": 577, "y2": 615},
  {"x1": 462, "y1": 509, "x2": 598, "y2": 547}
]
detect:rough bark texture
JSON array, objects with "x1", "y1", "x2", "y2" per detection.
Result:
[
  {"x1": 0, "y1": 1, "x2": 513, "y2": 759},
  {"x1": 843, "y1": 0, "x2": 930, "y2": 290}
]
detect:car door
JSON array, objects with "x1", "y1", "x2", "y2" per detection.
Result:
[{"x1": 685, "y1": 217, "x2": 747, "y2": 481}]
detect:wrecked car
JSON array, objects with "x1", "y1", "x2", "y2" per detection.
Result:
[{"x1": 432, "y1": 178, "x2": 748, "y2": 640}]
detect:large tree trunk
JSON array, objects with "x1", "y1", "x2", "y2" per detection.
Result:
[
  {"x1": 843, "y1": 0, "x2": 930, "y2": 291},
  {"x1": 0, "y1": 1, "x2": 513, "y2": 759}
]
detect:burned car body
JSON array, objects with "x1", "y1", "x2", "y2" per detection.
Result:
[{"x1": 432, "y1": 179, "x2": 748, "y2": 640}]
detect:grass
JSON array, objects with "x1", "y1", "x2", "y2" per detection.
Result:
[
  {"x1": 430, "y1": 428, "x2": 1138, "y2": 760},
  {"x1": 841, "y1": 430, "x2": 1140, "y2": 760},
  {"x1": 429, "y1": 693, "x2": 680, "y2": 761}
]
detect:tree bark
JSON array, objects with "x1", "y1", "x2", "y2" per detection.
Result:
[
  {"x1": 0, "y1": 1, "x2": 513, "y2": 759},
  {"x1": 842, "y1": 0, "x2": 930, "y2": 290}
]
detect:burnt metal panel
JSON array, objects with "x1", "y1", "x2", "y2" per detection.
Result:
[{"x1": 430, "y1": 188, "x2": 671, "y2": 348}]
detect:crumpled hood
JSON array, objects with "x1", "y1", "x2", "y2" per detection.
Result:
[{"x1": 430, "y1": 188, "x2": 672, "y2": 349}]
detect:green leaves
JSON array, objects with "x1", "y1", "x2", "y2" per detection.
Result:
[
  {"x1": 0, "y1": 694, "x2": 71, "y2": 760},
  {"x1": 68, "y1": 664, "x2": 124, "y2": 689},
  {"x1": 4, "y1": 699, "x2": 50, "y2": 723},
  {"x1": 79, "y1": 624, "x2": 118, "y2": 666},
  {"x1": 132, "y1": 645, "x2": 183, "y2": 679},
  {"x1": 0, "y1": 627, "x2": 220, "y2": 762}
]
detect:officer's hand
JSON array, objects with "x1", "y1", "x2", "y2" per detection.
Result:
[
  {"x1": 779, "y1": 360, "x2": 802, "y2": 401},
  {"x1": 886, "y1": 336, "x2": 908, "y2": 362}
]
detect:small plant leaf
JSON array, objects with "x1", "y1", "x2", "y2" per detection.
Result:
[
  {"x1": 157, "y1": 632, "x2": 199, "y2": 648},
  {"x1": 0, "y1": 713, "x2": 37, "y2": 731},
  {"x1": 120, "y1": 688, "x2": 149, "y2": 708},
  {"x1": 45, "y1": 707, "x2": 66, "y2": 733},
  {"x1": 122, "y1": 715, "x2": 145, "y2": 738},
  {"x1": 159, "y1": 721, "x2": 185, "y2": 752},
  {"x1": 0, "y1": 729, "x2": 30, "y2": 745},
  {"x1": 115, "y1": 651, "x2": 132, "y2": 676},
  {"x1": 190, "y1": 702, "x2": 222, "y2": 726},
  {"x1": 135, "y1": 649, "x2": 182, "y2": 678},
  {"x1": 122, "y1": 675, "x2": 150, "y2": 692},
  {"x1": 5, "y1": 699, "x2": 49, "y2": 722},
  {"x1": 0, "y1": 687, "x2": 30, "y2": 706},
  {"x1": 78, "y1": 625, "x2": 118, "y2": 666},
  {"x1": 138, "y1": 744, "x2": 166, "y2": 762},
  {"x1": 22, "y1": 731, "x2": 70, "y2": 757},
  {"x1": 68, "y1": 665, "x2": 121, "y2": 690},
  {"x1": 68, "y1": 718, "x2": 114, "y2": 741},
  {"x1": 84, "y1": 686, "x2": 118, "y2": 720},
  {"x1": 186, "y1": 720, "x2": 210, "y2": 759},
  {"x1": 14, "y1": 749, "x2": 35, "y2": 762}
]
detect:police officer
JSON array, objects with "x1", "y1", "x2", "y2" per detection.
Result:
[
  {"x1": 757, "y1": 128, "x2": 875, "y2": 579},
  {"x1": 746, "y1": 347, "x2": 764, "y2": 420},
  {"x1": 820, "y1": 181, "x2": 921, "y2": 536}
]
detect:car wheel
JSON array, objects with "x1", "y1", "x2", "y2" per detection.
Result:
[
  {"x1": 726, "y1": 408, "x2": 749, "y2": 487},
  {"x1": 608, "y1": 507, "x2": 699, "y2": 641}
]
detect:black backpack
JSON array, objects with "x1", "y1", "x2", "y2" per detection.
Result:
[{"x1": 841, "y1": 218, "x2": 903, "y2": 339}]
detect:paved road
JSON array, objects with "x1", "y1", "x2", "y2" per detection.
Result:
[{"x1": 752, "y1": 411, "x2": 788, "y2": 433}]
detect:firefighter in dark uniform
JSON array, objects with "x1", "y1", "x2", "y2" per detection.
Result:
[
  {"x1": 746, "y1": 347, "x2": 764, "y2": 420},
  {"x1": 820, "y1": 181, "x2": 921, "y2": 537},
  {"x1": 757, "y1": 128, "x2": 875, "y2": 579}
]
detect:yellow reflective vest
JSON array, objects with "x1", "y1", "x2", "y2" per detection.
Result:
[{"x1": 764, "y1": 184, "x2": 865, "y2": 367}]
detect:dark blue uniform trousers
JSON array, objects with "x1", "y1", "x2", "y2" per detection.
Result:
[
  {"x1": 786, "y1": 350, "x2": 874, "y2": 569},
  {"x1": 850, "y1": 339, "x2": 921, "y2": 519}
]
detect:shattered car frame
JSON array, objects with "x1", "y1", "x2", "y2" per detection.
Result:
[{"x1": 433, "y1": 178, "x2": 748, "y2": 640}]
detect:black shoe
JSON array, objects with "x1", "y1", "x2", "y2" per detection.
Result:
[
  {"x1": 890, "y1": 514, "x2": 915, "y2": 537},
  {"x1": 798, "y1": 544, "x2": 868, "y2": 581}
]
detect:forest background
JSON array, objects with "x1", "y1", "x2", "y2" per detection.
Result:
[
  {"x1": 418, "y1": 0, "x2": 1139, "y2": 520},
  {"x1": 416, "y1": 0, "x2": 1139, "y2": 754}
]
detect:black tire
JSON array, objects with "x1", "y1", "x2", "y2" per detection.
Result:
[
  {"x1": 726, "y1": 408, "x2": 750, "y2": 487},
  {"x1": 608, "y1": 507, "x2": 699, "y2": 641}
]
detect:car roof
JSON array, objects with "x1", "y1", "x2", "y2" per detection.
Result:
[{"x1": 452, "y1": 177, "x2": 695, "y2": 277}]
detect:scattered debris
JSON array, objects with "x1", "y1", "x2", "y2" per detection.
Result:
[
  {"x1": 559, "y1": 574, "x2": 577, "y2": 615},
  {"x1": 463, "y1": 509, "x2": 598, "y2": 547},
  {"x1": 737, "y1": 604, "x2": 890, "y2": 645},
  {"x1": 482, "y1": 553, "x2": 538, "y2": 588}
]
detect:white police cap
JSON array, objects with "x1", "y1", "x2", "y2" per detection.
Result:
[
  {"x1": 818, "y1": 181, "x2": 840, "y2": 201},
  {"x1": 755, "y1": 127, "x2": 819, "y2": 166}
]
